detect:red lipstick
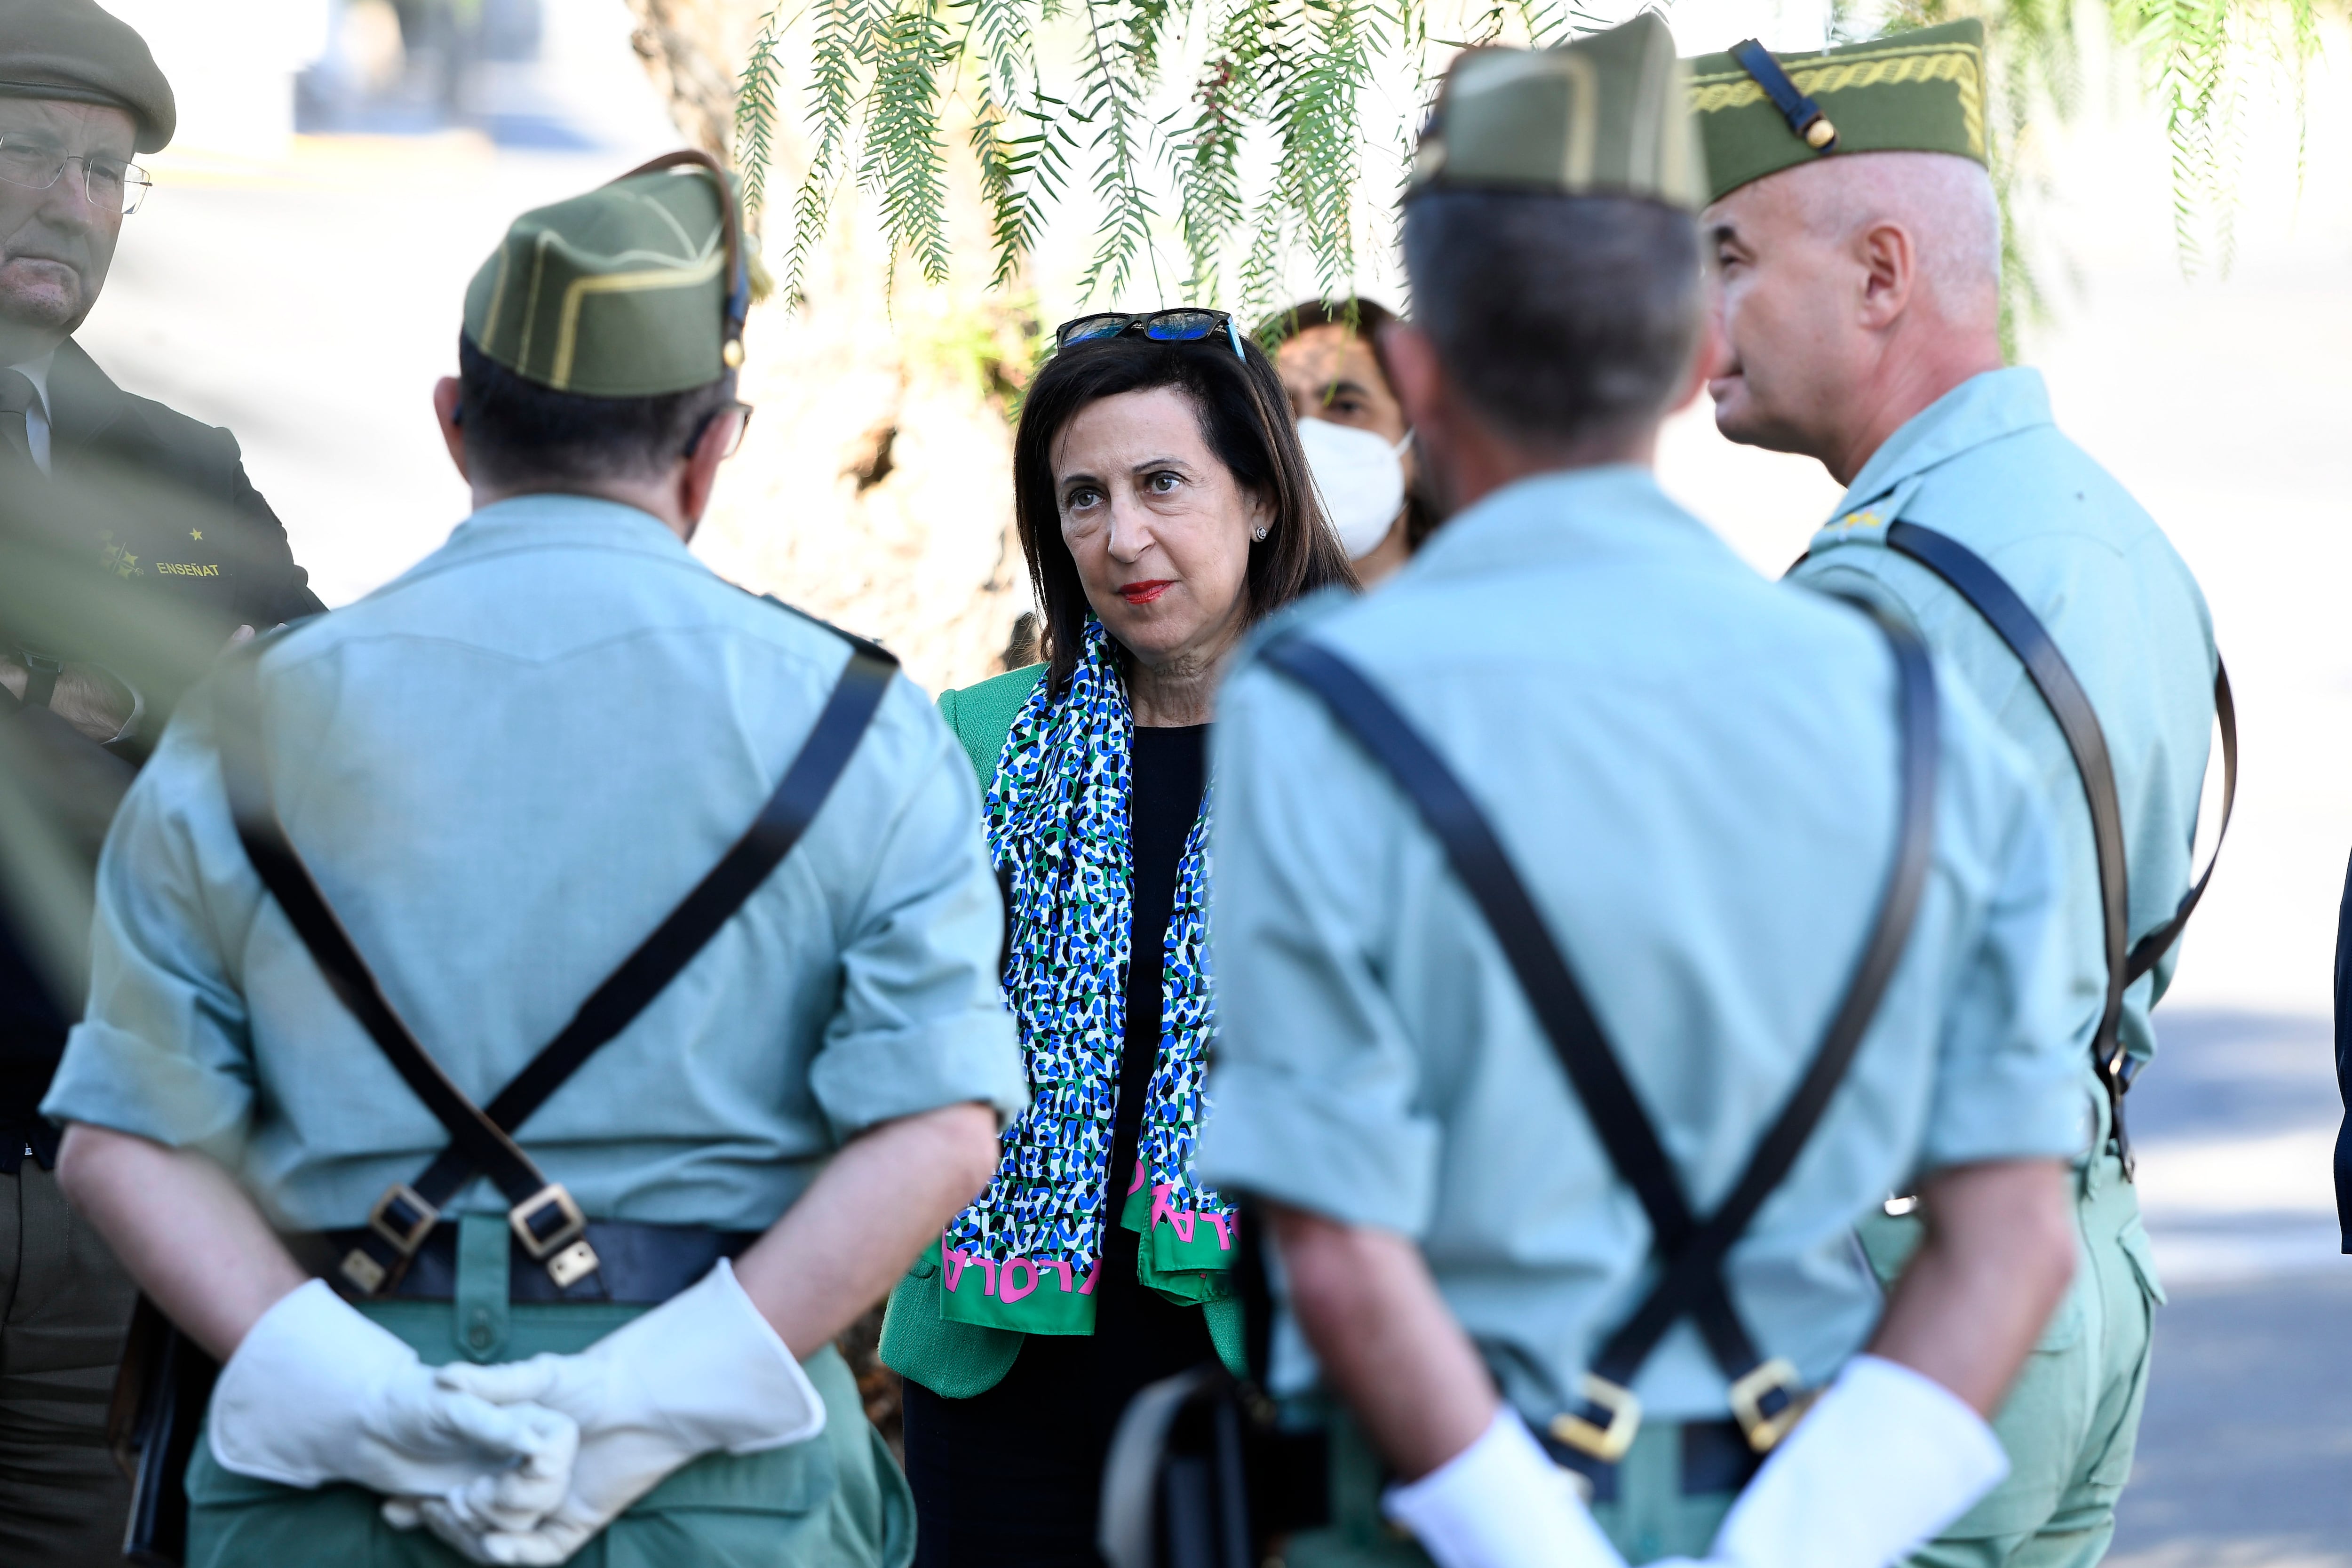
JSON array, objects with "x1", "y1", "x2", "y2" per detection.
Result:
[{"x1": 1116, "y1": 580, "x2": 1174, "y2": 605}]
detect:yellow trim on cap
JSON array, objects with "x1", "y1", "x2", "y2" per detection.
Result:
[
  {"x1": 476, "y1": 242, "x2": 513, "y2": 350},
  {"x1": 1690, "y1": 42, "x2": 1984, "y2": 157},
  {"x1": 546, "y1": 248, "x2": 726, "y2": 391}
]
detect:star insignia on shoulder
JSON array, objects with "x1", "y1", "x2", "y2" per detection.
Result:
[{"x1": 190, "y1": 529, "x2": 203, "y2": 541}]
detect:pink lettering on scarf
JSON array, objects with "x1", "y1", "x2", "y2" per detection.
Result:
[{"x1": 1151, "y1": 1185, "x2": 1197, "y2": 1243}]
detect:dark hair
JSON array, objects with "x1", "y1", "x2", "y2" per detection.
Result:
[
  {"x1": 1258, "y1": 296, "x2": 1401, "y2": 344},
  {"x1": 1262, "y1": 296, "x2": 1438, "y2": 551},
  {"x1": 1013, "y1": 330, "x2": 1357, "y2": 696},
  {"x1": 455, "y1": 334, "x2": 738, "y2": 489},
  {"x1": 1401, "y1": 191, "x2": 1703, "y2": 450}
]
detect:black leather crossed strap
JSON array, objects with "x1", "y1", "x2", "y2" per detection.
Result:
[
  {"x1": 1262, "y1": 592, "x2": 1936, "y2": 1465},
  {"x1": 219, "y1": 633, "x2": 897, "y2": 1297},
  {"x1": 1730, "y1": 39, "x2": 1838, "y2": 152},
  {"x1": 1882, "y1": 521, "x2": 2237, "y2": 1178}
]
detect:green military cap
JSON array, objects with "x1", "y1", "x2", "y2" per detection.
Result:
[
  {"x1": 1407, "y1": 11, "x2": 1705, "y2": 209},
  {"x1": 0, "y1": 0, "x2": 175, "y2": 153},
  {"x1": 462, "y1": 150, "x2": 754, "y2": 398},
  {"x1": 1686, "y1": 20, "x2": 1987, "y2": 205}
]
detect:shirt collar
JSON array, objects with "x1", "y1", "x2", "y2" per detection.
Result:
[
  {"x1": 438, "y1": 492, "x2": 700, "y2": 564},
  {"x1": 1407, "y1": 463, "x2": 1724, "y2": 580},
  {"x1": 1832, "y1": 366, "x2": 2053, "y2": 520},
  {"x1": 5, "y1": 348, "x2": 56, "y2": 418}
]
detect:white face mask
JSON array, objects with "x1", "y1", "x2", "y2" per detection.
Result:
[{"x1": 1297, "y1": 415, "x2": 1410, "y2": 560}]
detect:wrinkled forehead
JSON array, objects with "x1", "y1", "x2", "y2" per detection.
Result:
[
  {"x1": 0, "y1": 94, "x2": 139, "y2": 155},
  {"x1": 1049, "y1": 383, "x2": 1222, "y2": 477}
]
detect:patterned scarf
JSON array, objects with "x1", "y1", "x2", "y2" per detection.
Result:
[{"x1": 936, "y1": 620, "x2": 1236, "y2": 1334}]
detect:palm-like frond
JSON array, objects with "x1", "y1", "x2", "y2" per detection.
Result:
[{"x1": 732, "y1": 0, "x2": 2319, "y2": 314}]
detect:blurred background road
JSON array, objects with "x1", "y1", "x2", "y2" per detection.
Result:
[{"x1": 70, "y1": 2, "x2": 2352, "y2": 1561}]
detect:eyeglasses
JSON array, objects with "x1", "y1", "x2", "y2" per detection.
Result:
[
  {"x1": 0, "y1": 137, "x2": 152, "y2": 215},
  {"x1": 688, "y1": 399, "x2": 755, "y2": 459},
  {"x1": 1055, "y1": 309, "x2": 1247, "y2": 361}
]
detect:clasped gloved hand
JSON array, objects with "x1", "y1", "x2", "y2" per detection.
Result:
[
  {"x1": 410, "y1": 1258, "x2": 828, "y2": 1566},
  {"x1": 207, "y1": 1279, "x2": 579, "y2": 1557},
  {"x1": 1649, "y1": 1354, "x2": 2009, "y2": 1568},
  {"x1": 1382, "y1": 1407, "x2": 1630, "y2": 1568}
]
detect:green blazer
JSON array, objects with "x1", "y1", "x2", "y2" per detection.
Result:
[{"x1": 878, "y1": 663, "x2": 1248, "y2": 1397}]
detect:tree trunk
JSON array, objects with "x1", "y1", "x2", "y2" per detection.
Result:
[
  {"x1": 620, "y1": 0, "x2": 1039, "y2": 1461},
  {"x1": 620, "y1": 0, "x2": 1034, "y2": 700}
]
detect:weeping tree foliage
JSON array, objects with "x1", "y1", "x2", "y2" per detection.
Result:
[{"x1": 737, "y1": 0, "x2": 2333, "y2": 318}]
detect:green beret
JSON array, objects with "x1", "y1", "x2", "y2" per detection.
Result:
[
  {"x1": 463, "y1": 152, "x2": 752, "y2": 398},
  {"x1": 1686, "y1": 20, "x2": 1988, "y2": 205},
  {"x1": 1408, "y1": 12, "x2": 1705, "y2": 209},
  {"x1": 0, "y1": 0, "x2": 175, "y2": 153}
]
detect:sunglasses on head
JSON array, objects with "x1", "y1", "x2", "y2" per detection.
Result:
[{"x1": 1054, "y1": 309, "x2": 1247, "y2": 361}]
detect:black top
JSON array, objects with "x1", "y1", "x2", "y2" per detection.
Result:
[{"x1": 899, "y1": 722, "x2": 1215, "y2": 1568}]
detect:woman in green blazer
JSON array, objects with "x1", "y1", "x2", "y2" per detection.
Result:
[{"x1": 882, "y1": 310, "x2": 1355, "y2": 1565}]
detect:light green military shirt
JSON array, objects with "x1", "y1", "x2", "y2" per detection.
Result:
[
  {"x1": 1791, "y1": 368, "x2": 2218, "y2": 1090},
  {"x1": 45, "y1": 494, "x2": 1028, "y2": 1232},
  {"x1": 1197, "y1": 466, "x2": 2083, "y2": 1425}
]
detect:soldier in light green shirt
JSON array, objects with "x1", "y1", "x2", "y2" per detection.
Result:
[
  {"x1": 1197, "y1": 16, "x2": 2083, "y2": 1568},
  {"x1": 1691, "y1": 23, "x2": 2224, "y2": 1566},
  {"x1": 42, "y1": 156, "x2": 1025, "y2": 1568}
]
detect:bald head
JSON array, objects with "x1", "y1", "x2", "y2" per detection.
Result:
[
  {"x1": 1704, "y1": 151, "x2": 2006, "y2": 485},
  {"x1": 1785, "y1": 152, "x2": 2001, "y2": 333}
]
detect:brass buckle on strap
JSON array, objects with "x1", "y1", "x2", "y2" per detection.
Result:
[
  {"x1": 1549, "y1": 1373, "x2": 1642, "y2": 1463},
  {"x1": 1728, "y1": 1358, "x2": 1810, "y2": 1453},
  {"x1": 509, "y1": 1184, "x2": 598, "y2": 1288},
  {"x1": 342, "y1": 1182, "x2": 439, "y2": 1295},
  {"x1": 368, "y1": 1183, "x2": 439, "y2": 1255}
]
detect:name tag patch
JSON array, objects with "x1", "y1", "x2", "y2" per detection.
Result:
[{"x1": 158, "y1": 562, "x2": 222, "y2": 577}]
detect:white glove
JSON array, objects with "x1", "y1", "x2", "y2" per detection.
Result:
[
  {"x1": 414, "y1": 1258, "x2": 827, "y2": 1565},
  {"x1": 1653, "y1": 1354, "x2": 2009, "y2": 1568},
  {"x1": 207, "y1": 1279, "x2": 578, "y2": 1530},
  {"x1": 1383, "y1": 1407, "x2": 1630, "y2": 1568}
]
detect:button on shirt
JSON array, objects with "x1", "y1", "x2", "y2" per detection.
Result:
[
  {"x1": 44, "y1": 495, "x2": 1027, "y2": 1231},
  {"x1": 1198, "y1": 466, "x2": 2082, "y2": 1424},
  {"x1": 1791, "y1": 368, "x2": 2218, "y2": 1082}
]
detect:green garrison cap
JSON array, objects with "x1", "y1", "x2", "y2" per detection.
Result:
[
  {"x1": 1408, "y1": 12, "x2": 1706, "y2": 209},
  {"x1": 462, "y1": 150, "x2": 754, "y2": 398},
  {"x1": 1686, "y1": 20, "x2": 1988, "y2": 204},
  {"x1": 0, "y1": 0, "x2": 176, "y2": 153}
]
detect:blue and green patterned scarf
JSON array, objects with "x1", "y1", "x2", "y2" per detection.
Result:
[{"x1": 936, "y1": 620, "x2": 1236, "y2": 1334}]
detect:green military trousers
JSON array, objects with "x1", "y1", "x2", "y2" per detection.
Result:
[
  {"x1": 1862, "y1": 1147, "x2": 2164, "y2": 1568},
  {"x1": 183, "y1": 1289, "x2": 915, "y2": 1568},
  {"x1": 1283, "y1": 1409, "x2": 1740, "y2": 1567}
]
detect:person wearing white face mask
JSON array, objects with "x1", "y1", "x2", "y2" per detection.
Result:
[{"x1": 1270, "y1": 299, "x2": 1430, "y2": 586}]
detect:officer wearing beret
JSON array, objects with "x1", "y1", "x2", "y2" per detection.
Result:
[
  {"x1": 1692, "y1": 23, "x2": 2225, "y2": 1566},
  {"x1": 1196, "y1": 16, "x2": 2087, "y2": 1568},
  {"x1": 0, "y1": 2, "x2": 324, "y2": 1560},
  {"x1": 42, "y1": 155, "x2": 1027, "y2": 1566}
]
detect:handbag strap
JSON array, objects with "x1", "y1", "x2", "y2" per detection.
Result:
[
  {"x1": 1881, "y1": 520, "x2": 2236, "y2": 1175},
  {"x1": 219, "y1": 635, "x2": 898, "y2": 1293},
  {"x1": 1259, "y1": 591, "x2": 1935, "y2": 1459}
]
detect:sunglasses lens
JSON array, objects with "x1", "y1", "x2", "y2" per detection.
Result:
[
  {"x1": 1059, "y1": 315, "x2": 1131, "y2": 346},
  {"x1": 1143, "y1": 310, "x2": 1221, "y2": 342}
]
